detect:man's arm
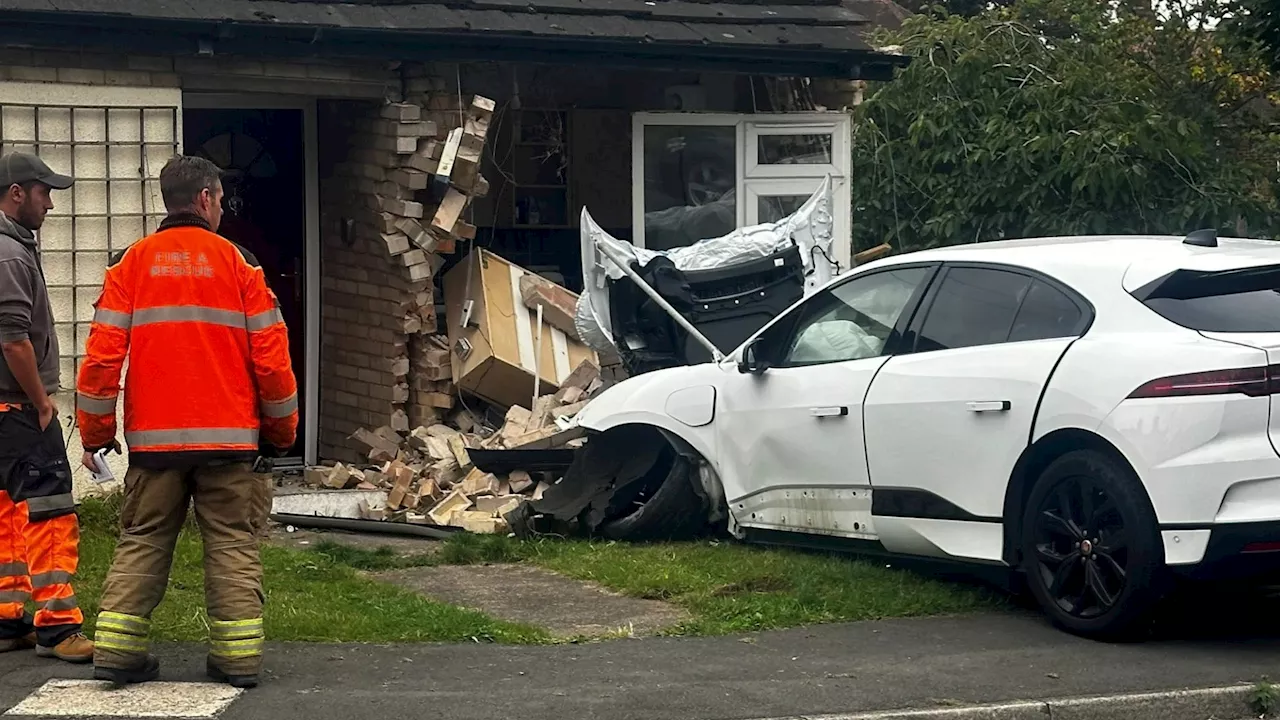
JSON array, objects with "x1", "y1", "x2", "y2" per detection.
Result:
[
  {"x1": 77, "y1": 260, "x2": 131, "y2": 452},
  {"x1": 241, "y1": 260, "x2": 298, "y2": 451},
  {"x1": 0, "y1": 259, "x2": 55, "y2": 428}
]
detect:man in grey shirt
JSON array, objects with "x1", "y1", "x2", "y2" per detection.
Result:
[{"x1": 0, "y1": 152, "x2": 94, "y2": 663}]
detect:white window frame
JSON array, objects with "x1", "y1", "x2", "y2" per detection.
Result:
[
  {"x1": 746, "y1": 119, "x2": 849, "y2": 179},
  {"x1": 631, "y1": 111, "x2": 853, "y2": 269},
  {"x1": 745, "y1": 175, "x2": 850, "y2": 228}
]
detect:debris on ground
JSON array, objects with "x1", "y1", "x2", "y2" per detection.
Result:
[{"x1": 298, "y1": 355, "x2": 604, "y2": 533}]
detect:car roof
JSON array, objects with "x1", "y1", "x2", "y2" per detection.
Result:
[{"x1": 864, "y1": 234, "x2": 1280, "y2": 293}]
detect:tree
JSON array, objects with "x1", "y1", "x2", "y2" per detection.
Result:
[
  {"x1": 851, "y1": 0, "x2": 1280, "y2": 252},
  {"x1": 1231, "y1": 0, "x2": 1280, "y2": 71},
  {"x1": 893, "y1": 0, "x2": 1012, "y2": 18}
]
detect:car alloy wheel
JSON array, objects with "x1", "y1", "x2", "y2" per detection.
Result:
[{"x1": 1032, "y1": 475, "x2": 1128, "y2": 620}]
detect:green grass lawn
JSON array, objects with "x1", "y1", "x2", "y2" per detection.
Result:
[
  {"x1": 313, "y1": 530, "x2": 1006, "y2": 637},
  {"x1": 72, "y1": 496, "x2": 1002, "y2": 643},
  {"x1": 73, "y1": 497, "x2": 547, "y2": 644}
]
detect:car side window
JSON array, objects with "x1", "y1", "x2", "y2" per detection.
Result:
[
  {"x1": 771, "y1": 266, "x2": 931, "y2": 368},
  {"x1": 1009, "y1": 280, "x2": 1084, "y2": 342},
  {"x1": 915, "y1": 268, "x2": 1031, "y2": 352}
]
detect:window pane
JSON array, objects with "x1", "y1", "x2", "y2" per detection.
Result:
[
  {"x1": 778, "y1": 267, "x2": 929, "y2": 367},
  {"x1": 642, "y1": 125, "x2": 736, "y2": 251},
  {"x1": 757, "y1": 194, "x2": 808, "y2": 224},
  {"x1": 758, "y1": 133, "x2": 833, "y2": 165},
  {"x1": 1139, "y1": 266, "x2": 1280, "y2": 332},
  {"x1": 1009, "y1": 281, "x2": 1083, "y2": 342},
  {"x1": 917, "y1": 268, "x2": 1032, "y2": 352}
]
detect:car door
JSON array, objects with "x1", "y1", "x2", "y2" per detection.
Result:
[
  {"x1": 862, "y1": 263, "x2": 1091, "y2": 561},
  {"x1": 716, "y1": 263, "x2": 937, "y2": 538}
]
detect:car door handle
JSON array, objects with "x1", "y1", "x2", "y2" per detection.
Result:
[
  {"x1": 810, "y1": 406, "x2": 849, "y2": 417},
  {"x1": 967, "y1": 400, "x2": 1012, "y2": 412}
]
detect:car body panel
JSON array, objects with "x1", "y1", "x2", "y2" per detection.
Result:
[
  {"x1": 874, "y1": 517, "x2": 1006, "y2": 563},
  {"x1": 1201, "y1": 331, "x2": 1280, "y2": 460},
  {"x1": 577, "y1": 233, "x2": 1280, "y2": 581},
  {"x1": 716, "y1": 356, "x2": 888, "y2": 534},
  {"x1": 573, "y1": 363, "x2": 724, "y2": 473},
  {"x1": 865, "y1": 338, "x2": 1073, "y2": 518}
]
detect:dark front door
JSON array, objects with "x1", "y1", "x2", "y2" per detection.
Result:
[{"x1": 184, "y1": 108, "x2": 307, "y2": 459}]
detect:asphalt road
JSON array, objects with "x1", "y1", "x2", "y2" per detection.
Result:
[{"x1": 1, "y1": 610, "x2": 1278, "y2": 720}]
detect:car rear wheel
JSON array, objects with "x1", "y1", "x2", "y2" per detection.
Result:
[{"x1": 1020, "y1": 449, "x2": 1164, "y2": 640}]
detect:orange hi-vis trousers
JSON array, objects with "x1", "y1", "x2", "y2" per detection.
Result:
[{"x1": 0, "y1": 402, "x2": 82, "y2": 647}]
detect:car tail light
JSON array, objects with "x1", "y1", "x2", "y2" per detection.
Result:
[
  {"x1": 1127, "y1": 366, "x2": 1278, "y2": 399},
  {"x1": 1242, "y1": 541, "x2": 1280, "y2": 554}
]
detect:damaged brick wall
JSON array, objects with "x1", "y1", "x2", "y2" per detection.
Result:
[
  {"x1": 318, "y1": 98, "x2": 428, "y2": 462},
  {"x1": 398, "y1": 64, "x2": 492, "y2": 430},
  {"x1": 317, "y1": 64, "x2": 494, "y2": 463}
]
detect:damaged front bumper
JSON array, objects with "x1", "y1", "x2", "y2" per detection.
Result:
[{"x1": 507, "y1": 424, "x2": 726, "y2": 541}]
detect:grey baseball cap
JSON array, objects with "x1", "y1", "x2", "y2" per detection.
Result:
[{"x1": 0, "y1": 152, "x2": 73, "y2": 190}]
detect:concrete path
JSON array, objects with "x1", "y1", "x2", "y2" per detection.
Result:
[
  {"x1": 0, "y1": 612, "x2": 1276, "y2": 720},
  {"x1": 375, "y1": 563, "x2": 689, "y2": 639}
]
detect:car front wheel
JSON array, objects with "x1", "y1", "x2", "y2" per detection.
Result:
[{"x1": 1020, "y1": 449, "x2": 1164, "y2": 640}]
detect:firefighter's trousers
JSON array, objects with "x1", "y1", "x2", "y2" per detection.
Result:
[
  {"x1": 0, "y1": 404, "x2": 83, "y2": 647},
  {"x1": 94, "y1": 461, "x2": 272, "y2": 676}
]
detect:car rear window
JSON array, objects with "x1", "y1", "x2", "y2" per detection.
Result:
[{"x1": 1137, "y1": 265, "x2": 1280, "y2": 332}]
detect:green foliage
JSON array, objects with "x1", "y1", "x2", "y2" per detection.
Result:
[
  {"x1": 894, "y1": 0, "x2": 1013, "y2": 19},
  {"x1": 853, "y1": 0, "x2": 1280, "y2": 252},
  {"x1": 1252, "y1": 677, "x2": 1279, "y2": 717},
  {"x1": 1231, "y1": 0, "x2": 1280, "y2": 71}
]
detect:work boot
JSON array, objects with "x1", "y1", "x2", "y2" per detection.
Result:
[
  {"x1": 36, "y1": 632, "x2": 94, "y2": 663},
  {"x1": 93, "y1": 655, "x2": 160, "y2": 686},
  {"x1": 206, "y1": 659, "x2": 259, "y2": 689},
  {"x1": 0, "y1": 632, "x2": 35, "y2": 653}
]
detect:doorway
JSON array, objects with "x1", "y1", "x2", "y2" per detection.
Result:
[{"x1": 183, "y1": 105, "x2": 311, "y2": 461}]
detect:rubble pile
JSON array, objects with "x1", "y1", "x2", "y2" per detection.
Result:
[
  {"x1": 296, "y1": 91, "x2": 612, "y2": 535},
  {"x1": 304, "y1": 358, "x2": 603, "y2": 534}
]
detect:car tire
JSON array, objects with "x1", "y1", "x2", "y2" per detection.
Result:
[
  {"x1": 600, "y1": 452, "x2": 708, "y2": 541},
  {"x1": 1020, "y1": 449, "x2": 1164, "y2": 641}
]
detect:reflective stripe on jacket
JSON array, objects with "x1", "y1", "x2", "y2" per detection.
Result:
[{"x1": 75, "y1": 214, "x2": 298, "y2": 465}]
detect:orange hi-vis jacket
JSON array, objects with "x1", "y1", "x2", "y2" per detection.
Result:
[{"x1": 76, "y1": 213, "x2": 298, "y2": 467}]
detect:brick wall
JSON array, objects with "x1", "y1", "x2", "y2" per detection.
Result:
[
  {"x1": 314, "y1": 64, "x2": 492, "y2": 462},
  {"x1": 0, "y1": 48, "x2": 395, "y2": 99},
  {"x1": 316, "y1": 95, "x2": 442, "y2": 463}
]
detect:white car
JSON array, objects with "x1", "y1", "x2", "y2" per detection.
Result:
[{"x1": 569, "y1": 230, "x2": 1280, "y2": 639}]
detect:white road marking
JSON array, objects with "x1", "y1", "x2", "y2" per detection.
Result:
[
  {"x1": 751, "y1": 683, "x2": 1255, "y2": 720},
  {"x1": 5, "y1": 679, "x2": 242, "y2": 718}
]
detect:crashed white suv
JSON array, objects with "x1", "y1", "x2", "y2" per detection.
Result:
[{"x1": 571, "y1": 230, "x2": 1280, "y2": 639}]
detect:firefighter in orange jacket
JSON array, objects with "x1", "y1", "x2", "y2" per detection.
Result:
[{"x1": 76, "y1": 155, "x2": 297, "y2": 688}]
